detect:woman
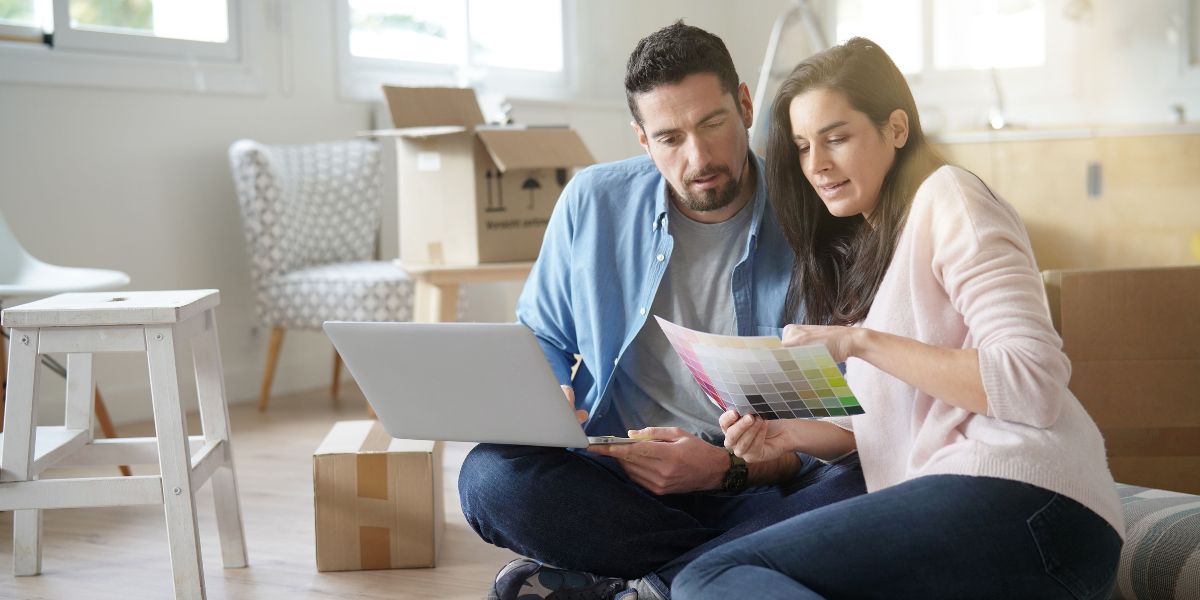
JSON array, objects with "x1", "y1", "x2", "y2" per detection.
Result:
[{"x1": 672, "y1": 37, "x2": 1123, "y2": 599}]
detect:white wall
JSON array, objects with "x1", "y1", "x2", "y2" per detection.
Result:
[{"x1": 1, "y1": 0, "x2": 1194, "y2": 425}]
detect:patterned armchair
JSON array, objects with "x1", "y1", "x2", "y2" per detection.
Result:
[{"x1": 229, "y1": 138, "x2": 423, "y2": 410}]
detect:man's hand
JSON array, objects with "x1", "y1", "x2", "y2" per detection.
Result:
[
  {"x1": 562, "y1": 385, "x2": 587, "y2": 424},
  {"x1": 588, "y1": 427, "x2": 728, "y2": 495}
]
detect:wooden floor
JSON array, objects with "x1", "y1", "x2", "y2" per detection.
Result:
[{"x1": 0, "y1": 386, "x2": 517, "y2": 599}]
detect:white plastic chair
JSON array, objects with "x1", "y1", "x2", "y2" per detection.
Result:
[
  {"x1": 0, "y1": 209, "x2": 130, "y2": 457},
  {"x1": 0, "y1": 211, "x2": 131, "y2": 298}
]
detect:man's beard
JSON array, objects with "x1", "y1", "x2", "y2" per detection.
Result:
[{"x1": 670, "y1": 164, "x2": 743, "y2": 214}]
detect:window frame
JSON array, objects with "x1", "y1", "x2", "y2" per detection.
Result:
[
  {"x1": 1181, "y1": 0, "x2": 1200, "y2": 80},
  {"x1": 334, "y1": 0, "x2": 574, "y2": 103},
  {"x1": 905, "y1": 0, "x2": 1073, "y2": 105},
  {"x1": 833, "y1": 0, "x2": 1074, "y2": 128},
  {"x1": 0, "y1": 21, "x2": 44, "y2": 44},
  {"x1": 47, "y1": 0, "x2": 239, "y2": 61},
  {"x1": 0, "y1": 0, "x2": 265, "y2": 95}
]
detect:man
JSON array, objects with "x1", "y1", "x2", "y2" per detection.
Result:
[{"x1": 458, "y1": 22, "x2": 866, "y2": 600}]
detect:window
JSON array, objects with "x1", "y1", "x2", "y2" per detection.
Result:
[
  {"x1": 834, "y1": 0, "x2": 1046, "y2": 74},
  {"x1": 66, "y1": 0, "x2": 227, "y2": 42},
  {"x1": 0, "y1": 0, "x2": 39, "y2": 28},
  {"x1": 0, "y1": 0, "x2": 46, "y2": 41},
  {"x1": 0, "y1": 0, "x2": 236, "y2": 59},
  {"x1": 932, "y1": 0, "x2": 1044, "y2": 70},
  {"x1": 0, "y1": 0, "x2": 262, "y2": 94},
  {"x1": 1191, "y1": 0, "x2": 1200, "y2": 68},
  {"x1": 833, "y1": 0, "x2": 1061, "y2": 131},
  {"x1": 337, "y1": 0, "x2": 568, "y2": 101},
  {"x1": 835, "y1": 0, "x2": 923, "y2": 74},
  {"x1": 349, "y1": 1, "x2": 463, "y2": 66}
]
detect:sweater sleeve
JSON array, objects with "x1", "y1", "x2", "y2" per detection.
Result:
[{"x1": 923, "y1": 169, "x2": 1071, "y2": 429}]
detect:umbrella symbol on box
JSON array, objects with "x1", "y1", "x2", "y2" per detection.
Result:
[{"x1": 522, "y1": 176, "x2": 542, "y2": 209}]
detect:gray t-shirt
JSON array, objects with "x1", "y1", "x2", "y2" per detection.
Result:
[{"x1": 609, "y1": 198, "x2": 752, "y2": 443}]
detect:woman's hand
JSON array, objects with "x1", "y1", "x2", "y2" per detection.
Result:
[
  {"x1": 782, "y1": 323, "x2": 866, "y2": 362},
  {"x1": 785, "y1": 324, "x2": 991, "y2": 417},
  {"x1": 719, "y1": 410, "x2": 794, "y2": 463}
]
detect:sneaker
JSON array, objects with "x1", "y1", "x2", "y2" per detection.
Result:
[{"x1": 487, "y1": 558, "x2": 637, "y2": 600}]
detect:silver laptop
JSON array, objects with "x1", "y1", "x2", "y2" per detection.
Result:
[{"x1": 324, "y1": 321, "x2": 603, "y2": 448}]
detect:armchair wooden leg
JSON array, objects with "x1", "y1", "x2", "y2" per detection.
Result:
[
  {"x1": 330, "y1": 351, "x2": 372, "y2": 416},
  {"x1": 1, "y1": 324, "x2": 7, "y2": 433},
  {"x1": 331, "y1": 350, "x2": 342, "y2": 404},
  {"x1": 93, "y1": 388, "x2": 131, "y2": 476},
  {"x1": 258, "y1": 327, "x2": 285, "y2": 412}
]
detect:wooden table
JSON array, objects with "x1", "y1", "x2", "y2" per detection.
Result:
[{"x1": 396, "y1": 261, "x2": 534, "y2": 323}]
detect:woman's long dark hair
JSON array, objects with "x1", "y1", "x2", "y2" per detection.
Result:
[{"x1": 767, "y1": 37, "x2": 945, "y2": 325}]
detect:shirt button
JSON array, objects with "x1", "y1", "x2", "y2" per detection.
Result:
[
  {"x1": 656, "y1": 254, "x2": 665, "y2": 262},
  {"x1": 639, "y1": 307, "x2": 646, "y2": 315}
]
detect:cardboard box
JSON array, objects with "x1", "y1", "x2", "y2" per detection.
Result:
[
  {"x1": 313, "y1": 420, "x2": 444, "y2": 571},
  {"x1": 378, "y1": 86, "x2": 595, "y2": 265},
  {"x1": 1043, "y1": 266, "x2": 1200, "y2": 494}
]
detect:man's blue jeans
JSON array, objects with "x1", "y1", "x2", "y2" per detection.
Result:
[
  {"x1": 458, "y1": 443, "x2": 866, "y2": 598},
  {"x1": 673, "y1": 474, "x2": 1123, "y2": 600}
]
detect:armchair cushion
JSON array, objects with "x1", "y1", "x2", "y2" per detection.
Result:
[{"x1": 261, "y1": 260, "x2": 414, "y2": 329}]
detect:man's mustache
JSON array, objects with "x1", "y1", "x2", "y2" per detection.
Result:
[{"x1": 686, "y1": 166, "x2": 731, "y2": 185}]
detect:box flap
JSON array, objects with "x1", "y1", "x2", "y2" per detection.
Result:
[
  {"x1": 475, "y1": 127, "x2": 595, "y2": 172},
  {"x1": 383, "y1": 86, "x2": 486, "y2": 129},
  {"x1": 371, "y1": 126, "x2": 470, "y2": 140}
]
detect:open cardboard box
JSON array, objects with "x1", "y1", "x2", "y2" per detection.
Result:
[{"x1": 375, "y1": 86, "x2": 595, "y2": 265}]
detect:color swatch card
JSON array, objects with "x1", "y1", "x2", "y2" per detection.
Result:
[{"x1": 655, "y1": 316, "x2": 865, "y2": 420}]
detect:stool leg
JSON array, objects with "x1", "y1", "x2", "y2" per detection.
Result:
[
  {"x1": 145, "y1": 325, "x2": 206, "y2": 600},
  {"x1": 191, "y1": 310, "x2": 248, "y2": 568},
  {"x1": 1, "y1": 328, "x2": 43, "y2": 576},
  {"x1": 64, "y1": 353, "x2": 95, "y2": 435}
]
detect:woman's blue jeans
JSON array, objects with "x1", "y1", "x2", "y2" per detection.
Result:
[
  {"x1": 673, "y1": 474, "x2": 1123, "y2": 600},
  {"x1": 458, "y1": 443, "x2": 867, "y2": 598}
]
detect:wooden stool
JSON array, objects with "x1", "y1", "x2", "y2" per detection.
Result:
[{"x1": 0, "y1": 289, "x2": 247, "y2": 600}]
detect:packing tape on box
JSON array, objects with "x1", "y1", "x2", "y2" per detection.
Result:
[
  {"x1": 356, "y1": 421, "x2": 395, "y2": 568},
  {"x1": 359, "y1": 525, "x2": 392, "y2": 570}
]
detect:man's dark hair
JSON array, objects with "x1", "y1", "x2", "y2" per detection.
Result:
[{"x1": 624, "y1": 20, "x2": 741, "y2": 125}]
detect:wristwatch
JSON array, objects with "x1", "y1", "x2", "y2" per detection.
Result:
[{"x1": 719, "y1": 449, "x2": 748, "y2": 493}]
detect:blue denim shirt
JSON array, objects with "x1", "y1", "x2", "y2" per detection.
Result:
[{"x1": 516, "y1": 153, "x2": 795, "y2": 436}]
